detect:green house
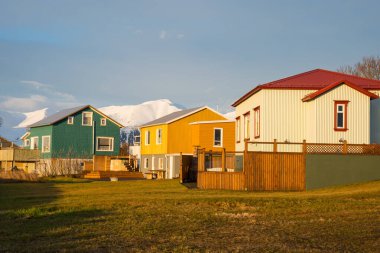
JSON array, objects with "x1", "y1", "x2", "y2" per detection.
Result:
[{"x1": 22, "y1": 105, "x2": 124, "y2": 159}]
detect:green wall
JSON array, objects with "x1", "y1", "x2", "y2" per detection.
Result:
[
  {"x1": 28, "y1": 126, "x2": 53, "y2": 159},
  {"x1": 28, "y1": 108, "x2": 120, "y2": 159},
  {"x1": 306, "y1": 154, "x2": 380, "y2": 190}
]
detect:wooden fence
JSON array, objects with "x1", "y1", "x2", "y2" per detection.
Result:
[{"x1": 197, "y1": 140, "x2": 380, "y2": 191}]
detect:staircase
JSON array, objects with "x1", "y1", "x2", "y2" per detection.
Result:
[{"x1": 84, "y1": 171, "x2": 144, "y2": 180}]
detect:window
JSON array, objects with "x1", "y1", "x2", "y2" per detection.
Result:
[
  {"x1": 156, "y1": 129, "x2": 162, "y2": 144},
  {"x1": 158, "y1": 158, "x2": 164, "y2": 169},
  {"x1": 254, "y1": 106, "x2": 260, "y2": 138},
  {"x1": 82, "y1": 112, "x2": 93, "y2": 126},
  {"x1": 214, "y1": 128, "x2": 223, "y2": 147},
  {"x1": 100, "y1": 118, "x2": 107, "y2": 126},
  {"x1": 334, "y1": 101, "x2": 349, "y2": 131},
  {"x1": 96, "y1": 137, "x2": 114, "y2": 151},
  {"x1": 236, "y1": 116, "x2": 241, "y2": 143},
  {"x1": 42, "y1": 136, "x2": 51, "y2": 153},
  {"x1": 24, "y1": 139, "x2": 30, "y2": 147},
  {"x1": 144, "y1": 158, "x2": 149, "y2": 169},
  {"x1": 145, "y1": 131, "x2": 150, "y2": 145},
  {"x1": 30, "y1": 137, "x2": 38, "y2": 150},
  {"x1": 134, "y1": 135, "x2": 140, "y2": 145},
  {"x1": 243, "y1": 112, "x2": 250, "y2": 140},
  {"x1": 67, "y1": 116, "x2": 74, "y2": 125}
]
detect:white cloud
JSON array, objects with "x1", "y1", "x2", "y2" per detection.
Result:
[
  {"x1": 159, "y1": 30, "x2": 167, "y2": 39},
  {"x1": 0, "y1": 95, "x2": 47, "y2": 112},
  {"x1": 21, "y1": 80, "x2": 52, "y2": 89},
  {"x1": 177, "y1": 33, "x2": 185, "y2": 39},
  {"x1": 0, "y1": 80, "x2": 78, "y2": 113}
]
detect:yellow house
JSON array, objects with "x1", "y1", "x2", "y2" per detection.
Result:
[{"x1": 140, "y1": 106, "x2": 235, "y2": 178}]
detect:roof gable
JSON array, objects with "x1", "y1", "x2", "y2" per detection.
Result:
[
  {"x1": 28, "y1": 105, "x2": 124, "y2": 128},
  {"x1": 140, "y1": 106, "x2": 226, "y2": 128},
  {"x1": 232, "y1": 69, "x2": 380, "y2": 107},
  {"x1": 302, "y1": 80, "x2": 379, "y2": 102}
]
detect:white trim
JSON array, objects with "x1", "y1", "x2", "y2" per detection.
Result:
[
  {"x1": 41, "y1": 135, "x2": 51, "y2": 153},
  {"x1": 189, "y1": 120, "x2": 235, "y2": 125},
  {"x1": 20, "y1": 131, "x2": 30, "y2": 140},
  {"x1": 30, "y1": 136, "x2": 38, "y2": 150},
  {"x1": 144, "y1": 158, "x2": 149, "y2": 169},
  {"x1": 82, "y1": 112, "x2": 93, "y2": 126},
  {"x1": 141, "y1": 106, "x2": 227, "y2": 128},
  {"x1": 156, "y1": 128, "x2": 162, "y2": 144},
  {"x1": 24, "y1": 139, "x2": 30, "y2": 147},
  {"x1": 67, "y1": 116, "x2": 74, "y2": 125},
  {"x1": 145, "y1": 131, "x2": 150, "y2": 145},
  {"x1": 96, "y1": 136, "x2": 114, "y2": 152},
  {"x1": 213, "y1": 128, "x2": 223, "y2": 147},
  {"x1": 100, "y1": 118, "x2": 107, "y2": 126}
]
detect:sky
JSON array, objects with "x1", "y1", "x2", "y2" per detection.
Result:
[{"x1": 0, "y1": 0, "x2": 379, "y2": 114}]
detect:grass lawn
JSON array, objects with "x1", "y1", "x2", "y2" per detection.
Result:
[{"x1": 0, "y1": 179, "x2": 379, "y2": 252}]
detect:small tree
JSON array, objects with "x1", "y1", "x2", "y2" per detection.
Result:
[{"x1": 337, "y1": 56, "x2": 380, "y2": 80}]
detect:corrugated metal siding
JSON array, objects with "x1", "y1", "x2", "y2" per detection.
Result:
[
  {"x1": 235, "y1": 84, "x2": 372, "y2": 152},
  {"x1": 315, "y1": 85, "x2": 370, "y2": 144}
]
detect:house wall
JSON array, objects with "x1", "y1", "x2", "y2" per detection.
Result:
[
  {"x1": 235, "y1": 89, "x2": 316, "y2": 151},
  {"x1": 27, "y1": 108, "x2": 120, "y2": 159},
  {"x1": 191, "y1": 122, "x2": 235, "y2": 151},
  {"x1": 313, "y1": 85, "x2": 370, "y2": 144},
  {"x1": 140, "y1": 125, "x2": 168, "y2": 155},
  {"x1": 167, "y1": 108, "x2": 226, "y2": 154},
  {"x1": 28, "y1": 126, "x2": 53, "y2": 159},
  {"x1": 370, "y1": 96, "x2": 380, "y2": 143},
  {"x1": 235, "y1": 84, "x2": 373, "y2": 152}
]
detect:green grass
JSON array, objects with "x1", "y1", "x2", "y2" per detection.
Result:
[{"x1": 0, "y1": 179, "x2": 379, "y2": 252}]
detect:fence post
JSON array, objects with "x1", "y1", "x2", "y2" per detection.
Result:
[
  {"x1": 244, "y1": 140, "x2": 248, "y2": 172},
  {"x1": 302, "y1": 140, "x2": 307, "y2": 154},
  {"x1": 273, "y1": 139, "x2": 278, "y2": 153},
  {"x1": 222, "y1": 148, "x2": 226, "y2": 172},
  {"x1": 343, "y1": 140, "x2": 348, "y2": 154}
]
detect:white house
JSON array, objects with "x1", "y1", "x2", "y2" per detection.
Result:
[{"x1": 232, "y1": 69, "x2": 380, "y2": 152}]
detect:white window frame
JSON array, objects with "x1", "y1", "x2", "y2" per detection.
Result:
[
  {"x1": 100, "y1": 118, "x2": 107, "y2": 126},
  {"x1": 243, "y1": 112, "x2": 250, "y2": 140},
  {"x1": 158, "y1": 158, "x2": 164, "y2": 169},
  {"x1": 30, "y1": 137, "x2": 39, "y2": 150},
  {"x1": 67, "y1": 116, "x2": 74, "y2": 125},
  {"x1": 82, "y1": 112, "x2": 93, "y2": 126},
  {"x1": 144, "y1": 158, "x2": 149, "y2": 169},
  {"x1": 236, "y1": 117, "x2": 241, "y2": 142},
  {"x1": 96, "y1": 137, "x2": 114, "y2": 152},
  {"x1": 24, "y1": 139, "x2": 30, "y2": 147},
  {"x1": 156, "y1": 129, "x2": 162, "y2": 144},
  {"x1": 213, "y1": 128, "x2": 223, "y2": 147},
  {"x1": 145, "y1": 131, "x2": 150, "y2": 145},
  {"x1": 41, "y1": 135, "x2": 51, "y2": 153}
]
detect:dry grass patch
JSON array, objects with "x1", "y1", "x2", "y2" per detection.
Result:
[{"x1": 0, "y1": 178, "x2": 379, "y2": 252}]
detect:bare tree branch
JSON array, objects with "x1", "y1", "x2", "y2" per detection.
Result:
[{"x1": 337, "y1": 56, "x2": 380, "y2": 80}]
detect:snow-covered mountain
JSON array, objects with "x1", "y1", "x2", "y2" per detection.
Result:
[
  {"x1": 16, "y1": 108, "x2": 49, "y2": 128},
  {"x1": 100, "y1": 99, "x2": 181, "y2": 127}
]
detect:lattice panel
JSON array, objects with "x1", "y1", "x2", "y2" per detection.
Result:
[
  {"x1": 306, "y1": 144, "x2": 343, "y2": 154},
  {"x1": 353, "y1": 144, "x2": 380, "y2": 155}
]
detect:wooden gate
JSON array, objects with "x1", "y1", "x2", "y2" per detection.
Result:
[{"x1": 244, "y1": 152, "x2": 305, "y2": 191}]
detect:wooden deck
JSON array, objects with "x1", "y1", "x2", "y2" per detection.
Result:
[{"x1": 84, "y1": 171, "x2": 144, "y2": 180}]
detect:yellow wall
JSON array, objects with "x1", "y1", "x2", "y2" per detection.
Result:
[
  {"x1": 191, "y1": 122, "x2": 235, "y2": 151},
  {"x1": 167, "y1": 108, "x2": 226, "y2": 154},
  {"x1": 140, "y1": 124, "x2": 168, "y2": 155}
]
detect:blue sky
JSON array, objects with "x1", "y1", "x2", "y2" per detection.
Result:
[{"x1": 0, "y1": 0, "x2": 379, "y2": 113}]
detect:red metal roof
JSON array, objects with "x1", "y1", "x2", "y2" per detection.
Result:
[
  {"x1": 302, "y1": 80, "x2": 379, "y2": 102},
  {"x1": 232, "y1": 69, "x2": 380, "y2": 107}
]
